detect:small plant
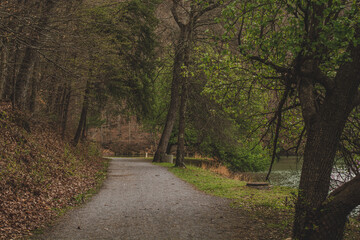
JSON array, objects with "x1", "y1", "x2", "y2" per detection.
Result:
[
  {"x1": 87, "y1": 142, "x2": 101, "y2": 157},
  {"x1": 73, "y1": 193, "x2": 86, "y2": 204}
]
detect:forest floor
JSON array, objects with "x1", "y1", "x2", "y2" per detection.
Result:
[
  {"x1": 0, "y1": 102, "x2": 108, "y2": 239},
  {"x1": 35, "y1": 157, "x2": 291, "y2": 240}
]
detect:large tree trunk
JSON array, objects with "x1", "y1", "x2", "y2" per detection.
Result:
[
  {"x1": 175, "y1": 23, "x2": 192, "y2": 168},
  {"x1": 293, "y1": 40, "x2": 360, "y2": 240},
  {"x1": 293, "y1": 120, "x2": 347, "y2": 239},
  {"x1": 153, "y1": 29, "x2": 186, "y2": 162}
]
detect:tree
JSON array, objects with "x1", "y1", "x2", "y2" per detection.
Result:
[
  {"x1": 70, "y1": 0, "x2": 159, "y2": 145},
  {"x1": 153, "y1": 0, "x2": 222, "y2": 166},
  {"x1": 198, "y1": 46, "x2": 272, "y2": 172},
  {"x1": 0, "y1": 0, "x2": 56, "y2": 109},
  {"x1": 0, "y1": 0, "x2": 158, "y2": 146},
  {"x1": 215, "y1": 0, "x2": 360, "y2": 239}
]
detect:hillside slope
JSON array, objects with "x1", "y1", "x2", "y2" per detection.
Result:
[{"x1": 0, "y1": 102, "x2": 108, "y2": 239}]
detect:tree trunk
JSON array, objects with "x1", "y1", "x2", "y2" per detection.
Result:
[
  {"x1": 61, "y1": 84, "x2": 71, "y2": 139},
  {"x1": 58, "y1": 84, "x2": 68, "y2": 121},
  {"x1": 9, "y1": 45, "x2": 21, "y2": 108},
  {"x1": 72, "y1": 81, "x2": 90, "y2": 146},
  {"x1": 13, "y1": 0, "x2": 55, "y2": 110},
  {"x1": 153, "y1": 1, "x2": 216, "y2": 162},
  {"x1": 175, "y1": 81, "x2": 187, "y2": 168},
  {"x1": 293, "y1": 41, "x2": 360, "y2": 240},
  {"x1": 293, "y1": 121, "x2": 347, "y2": 239},
  {"x1": 28, "y1": 56, "x2": 40, "y2": 112},
  {"x1": 152, "y1": 33, "x2": 185, "y2": 162},
  {"x1": 0, "y1": 42, "x2": 8, "y2": 99},
  {"x1": 81, "y1": 109, "x2": 87, "y2": 142},
  {"x1": 52, "y1": 84, "x2": 64, "y2": 115},
  {"x1": 14, "y1": 46, "x2": 36, "y2": 109}
]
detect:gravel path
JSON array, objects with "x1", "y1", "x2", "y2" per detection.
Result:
[{"x1": 36, "y1": 158, "x2": 257, "y2": 240}]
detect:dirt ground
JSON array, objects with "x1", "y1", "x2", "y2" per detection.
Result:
[{"x1": 35, "y1": 158, "x2": 288, "y2": 240}]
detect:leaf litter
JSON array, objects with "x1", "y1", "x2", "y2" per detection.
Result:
[{"x1": 0, "y1": 102, "x2": 107, "y2": 240}]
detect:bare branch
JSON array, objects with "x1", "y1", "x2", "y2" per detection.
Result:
[
  {"x1": 194, "y1": 1, "x2": 222, "y2": 21},
  {"x1": 266, "y1": 86, "x2": 290, "y2": 181},
  {"x1": 247, "y1": 55, "x2": 290, "y2": 74},
  {"x1": 295, "y1": 127, "x2": 306, "y2": 155}
]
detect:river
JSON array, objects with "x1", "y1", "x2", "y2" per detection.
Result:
[{"x1": 267, "y1": 156, "x2": 359, "y2": 217}]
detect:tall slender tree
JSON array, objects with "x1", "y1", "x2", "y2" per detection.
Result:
[{"x1": 153, "y1": 0, "x2": 222, "y2": 165}]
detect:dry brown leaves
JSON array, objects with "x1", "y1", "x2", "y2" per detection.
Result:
[{"x1": 0, "y1": 102, "x2": 106, "y2": 239}]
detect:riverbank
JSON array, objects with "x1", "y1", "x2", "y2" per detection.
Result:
[{"x1": 155, "y1": 163, "x2": 360, "y2": 239}]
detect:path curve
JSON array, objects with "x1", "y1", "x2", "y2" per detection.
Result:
[{"x1": 36, "y1": 158, "x2": 254, "y2": 240}]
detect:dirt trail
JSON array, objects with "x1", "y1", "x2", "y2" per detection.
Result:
[{"x1": 35, "y1": 158, "x2": 260, "y2": 240}]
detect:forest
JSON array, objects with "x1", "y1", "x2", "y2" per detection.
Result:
[{"x1": 0, "y1": 0, "x2": 360, "y2": 239}]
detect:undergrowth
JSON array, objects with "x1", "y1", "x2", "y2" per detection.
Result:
[{"x1": 0, "y1": 102, "x2": 109, "y2": 239}]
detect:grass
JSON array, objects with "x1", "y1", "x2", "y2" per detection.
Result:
[
  {"x1": 154, "y1": 162, "x2": 360, "y2": 239},
  {"x1": 154, "y1": 163, "x2": 295, "y2": 237},
  {"x1": 155, "y1": 163, "x2": 296, "y2": 211}
]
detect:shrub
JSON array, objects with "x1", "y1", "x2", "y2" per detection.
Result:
[{"x1": 200, "y1": 140, "x2": 270, "y2": 172}]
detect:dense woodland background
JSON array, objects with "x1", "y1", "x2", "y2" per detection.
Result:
[{"x1": 1, "y1": 0, "x2": 360, "y2": 239}]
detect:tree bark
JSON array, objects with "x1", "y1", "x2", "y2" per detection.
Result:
[
  {"x1": 28, "y1": 56, "x2": 40, "y2": 112},
  {"x1": 0, "y1": 42, "x2": 8, "y2": 99},
  {"x1": 80, "y1": 107, "x2": 87, "y2": 142},
  {"x1": 313, "y1": 174, "x2": 360, "y2": 239},
  {"x1": 61, "y1": 84, "x2": 71, "y2": 139},
  {"x1": 293, "y1": 119, "x2": 347, "y2": 239},
  {"x1": 175, "y1": 81, "x2": 187, "y2": 168},
  {"x1": 9, "y1": 45, "x2": 21, "y2": 108},
  {"x1": 293, "y1": 41, "x2": 360, "y2": 240},
  {"x1": 72, "y1": 81, "x2": 90, "y2": 146},
  {"x1": 152, "y1": 27, "x2": 187, "y2": 162},
  {"x1": 14, "y1": 46, "x2": 36, "y2": 109}
]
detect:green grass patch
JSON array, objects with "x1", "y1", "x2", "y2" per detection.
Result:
[
  {"x1": 154, "y1": 163, "x2": 295, "y2": 237},
  {"x1": 154, "y1": 163, "x2": 360, "y2": 239},
  {"x1": 154, "y1": 163, "x2": 296, "y2": 211}
]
